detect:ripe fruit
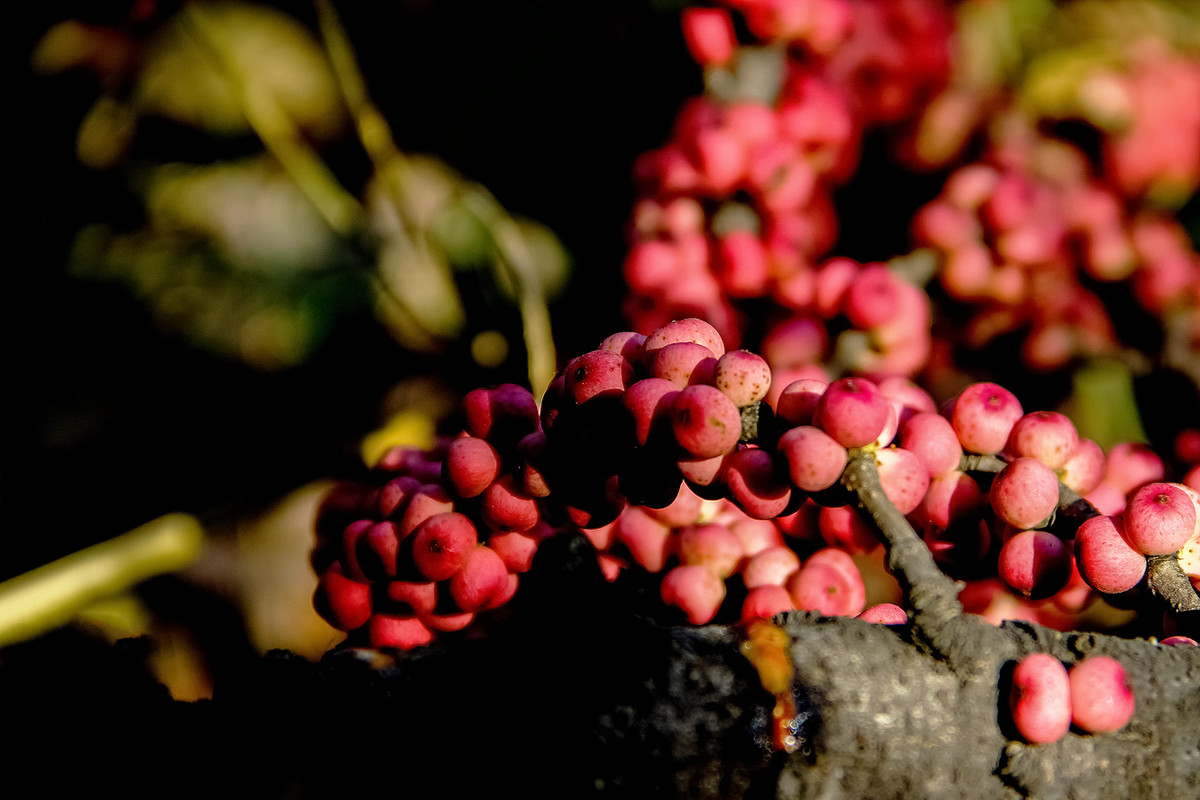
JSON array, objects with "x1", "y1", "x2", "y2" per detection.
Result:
[
  {"x1": 1068, "y1": 656, "x2": 1135, "y2": 733},
  {"x1": 997, "y1": 530, "x2": 1071, "y2": 600},
  {"x1": 990, "y1": 457, "x2": 1060, "y2": 530},
  {"x1": 778, "y1": 425, "x2": 848, "y2": 491},
  {"x1": 1074, "y1": 515, "x2": 1147, "y2": 595},
  {"x1": 449, "y1": 545, "x2": 510, "y2": 611},
  {"x1": 857, "y1": 603, "x2": 907, "y2": 624},
  {"x1": 411, "y1": 512, "x2": 478, "y2": 581},
  {"x1": 1122, "y1": 482, "x2": 1197, "y2": 556},
  {"x1": 814, "y1": 377, "x2": 891, "y2": 448},
  {"x1": 661, "y1": 565, "x2": 727, "y2": 624},
  {"x1": 951, "y1": 382, "x2": 1024, "y2": 455},
  {"x1": 1009, "y1": 653, "x2": 1071, "y2": 744},
  {"x1": 670, "y1": 384, "x2": 743, "y2": 459}
]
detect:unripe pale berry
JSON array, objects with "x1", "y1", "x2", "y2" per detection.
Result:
[
  {"x1": 1069, "y1": 656, "x2": 1135, "y2": 733},
  {"x1": 1009, "y1": 653, "x2": 1071, "y2": 744}
]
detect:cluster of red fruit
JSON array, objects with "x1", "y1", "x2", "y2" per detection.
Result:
[
  {"x1": 624, "y1": 0, "x2": 952, "y2": 374},
  {"x1": 311, "y1": 385, "x2": 555, "y2": 650},
  {"x1": 913, "y1": 127, "x2": 1200, "y2": 372},
  {"x1": 312, "y1": 318, "x2": 1199, "y2": 648}
]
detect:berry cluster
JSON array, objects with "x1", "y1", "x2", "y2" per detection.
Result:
[
  {"x1": 313, "y1": 318, "x2": 1200, "y2": 649},
  {"x1": 311, "y1": 384, "x2": 557, "y2": 650},
  {"x1": 913, "y1": 128, "x2": 1200, "y2": 372},
  {"x1": 624, "y1": 0, "x2": 952, "y2": 375},
  {"x1": 1008, "y1": 653, "x2": 1136, "y2": 744}
]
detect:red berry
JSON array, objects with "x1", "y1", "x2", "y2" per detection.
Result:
[
  {"x1": 1069, "y1": 656, "x2": 1135, "y2": 733},
  {"x1": 1009, "y1": 653, "x2": 1071, "y2": 744},
  {"x1": 411, "y1": 512, "x2": 478, "y2": 581}
]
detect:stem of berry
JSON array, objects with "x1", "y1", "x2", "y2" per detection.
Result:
[
  {"x1": 961, "y1": 452, "x2": 1200, "y2": 617},
  {"x1": 840, "y1": 450, "x2": 986, "y2": 665}
]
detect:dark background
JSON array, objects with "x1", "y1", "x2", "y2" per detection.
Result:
[{"x1": 4, "y1": 0, "x2": 700, "y2": 576}]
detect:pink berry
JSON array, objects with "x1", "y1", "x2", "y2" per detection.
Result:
[
  {"x1": 643, "y1": 318, "x2": 726, "y2": 361},
  {"x1": 875, "y1": 447, "x2": 931, "y2": 515},
  {"x1": 1122, "y1": 482, "x2": 1197, "y2": 555},
  {"x1": 675, "y1": 523, "x2": 744, "y2": 579},
  {"x1": 997, "y1": 530, "x2": 1072, "y2": 600},
  {"x1": 1009, "y1": 653, "x2": 1071, "y2": 744},
  {"x1": 778, "y1": 425, "x2": 848, "y2": 492},
  {"x1": 1074, "y1": 515, "x2": 1147, "y2": 595},
  {"x1": 487, "y1": 528, "x2": 542, "y2": 573},
  {"x1": 623, "y1": 378, "x2": 681, "y2": 446},
  {"x1": 900, "y1": 412, "x2": 963, "y2": 477},
  {"x1": 670, "y1": 384, "x2": 743, "y2": 459},
  {"x1": 480, "y1": 474, "x2": 541, "y2": 533},
  {"x1": 720, "y1": 447, "x2": 793, "y2": 519},
  {"x1": 368, "y1": 613, "x2": 434, "y2": 649},
  {"x1": 661, "y1": 565, "x2": 727, "y2": 624},
  {"x1": 597, "y1": 330, "x2": 647, "y2": 368},
  {"x1": 741, "y1": 584, "x2": 795, "y2": 621},
  {"x1": 774, "y1": 377, "x2": 828, "y2": 427},
  {"x1": 786, "y1": 548, "x2": 865, "y2": 617},
  {"x1": 376, "y1": 475, "x2": 422, "y2": 519},
  {"x1": 952, "y1": 382, "x2": 1024, "y2": 455},
  {"x1": 651, "y1": 341, "x2": 718, "y2": 388},
  {"x1": 461, "y1": 384, "x2": 540, "y2": 445},
  {"x1": 384, "y1": 580, "x2": 438, "y2": 615},
  {"x1": 565, "y1": 350, "x2": 635, "y2": 404},
  {"x1": 443, "y1": 437, "x2": 502, "y2": 499},
  {"x1": 410, "y1": 512, "x2": 478, "y2": 581},
  {"x1": 615, "y1": 506, "x2": 673, "y2": 573},
  {"x1": 1104, "y1": 442, "x2": 1164, "y2": 495},
  {"x1": 1069, "y1": 656, "x2": 1135, "y2": 733},
  {"x1": 857, "y1": 603, "x2": 907, "y2": 625},
  {"x1": 313, "y1": 564, "x2": 372, "y2": 631},
  {"x1": 1160, "y1": 636, "x2": 1198, "y2": 647},
  {"x1": 740, "y1": 546, "x2": 802, "y2": 589},
  {"x1": 916, "y1": 469, "x2": 985, "y2": 531},
  {"x1": 1060, "y1": 438, "x2": 1106, "y2": 495},
  {"x1": 818, "y1": 504, "x2": 879, "y2": 554},
  {"x1": 397, "y1": 484, "x2": 456, "y2": 537},
  {"x1": 682, "y1": 8, "x2": 737, "y2": 66},
  {"x1": 713, "y1": 350, "x2": 772, "y2": 407},
  {"x1": 814, "y1": 377, "x2": 892, "y2": 448},
  {"x1": 990, "y1": 457, "x2": 1060, "y2": 530},
  {"x1": 448, "y1": 545, "x2": 510, "y2": 611},
  {"x1": 1007, "y1": 411, "x2": 1079, "y2": 470}
]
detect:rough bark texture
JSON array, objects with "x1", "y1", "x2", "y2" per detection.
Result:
[{"x1": 3, "y1": 533, "x2": 1196, "y2": 799}]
